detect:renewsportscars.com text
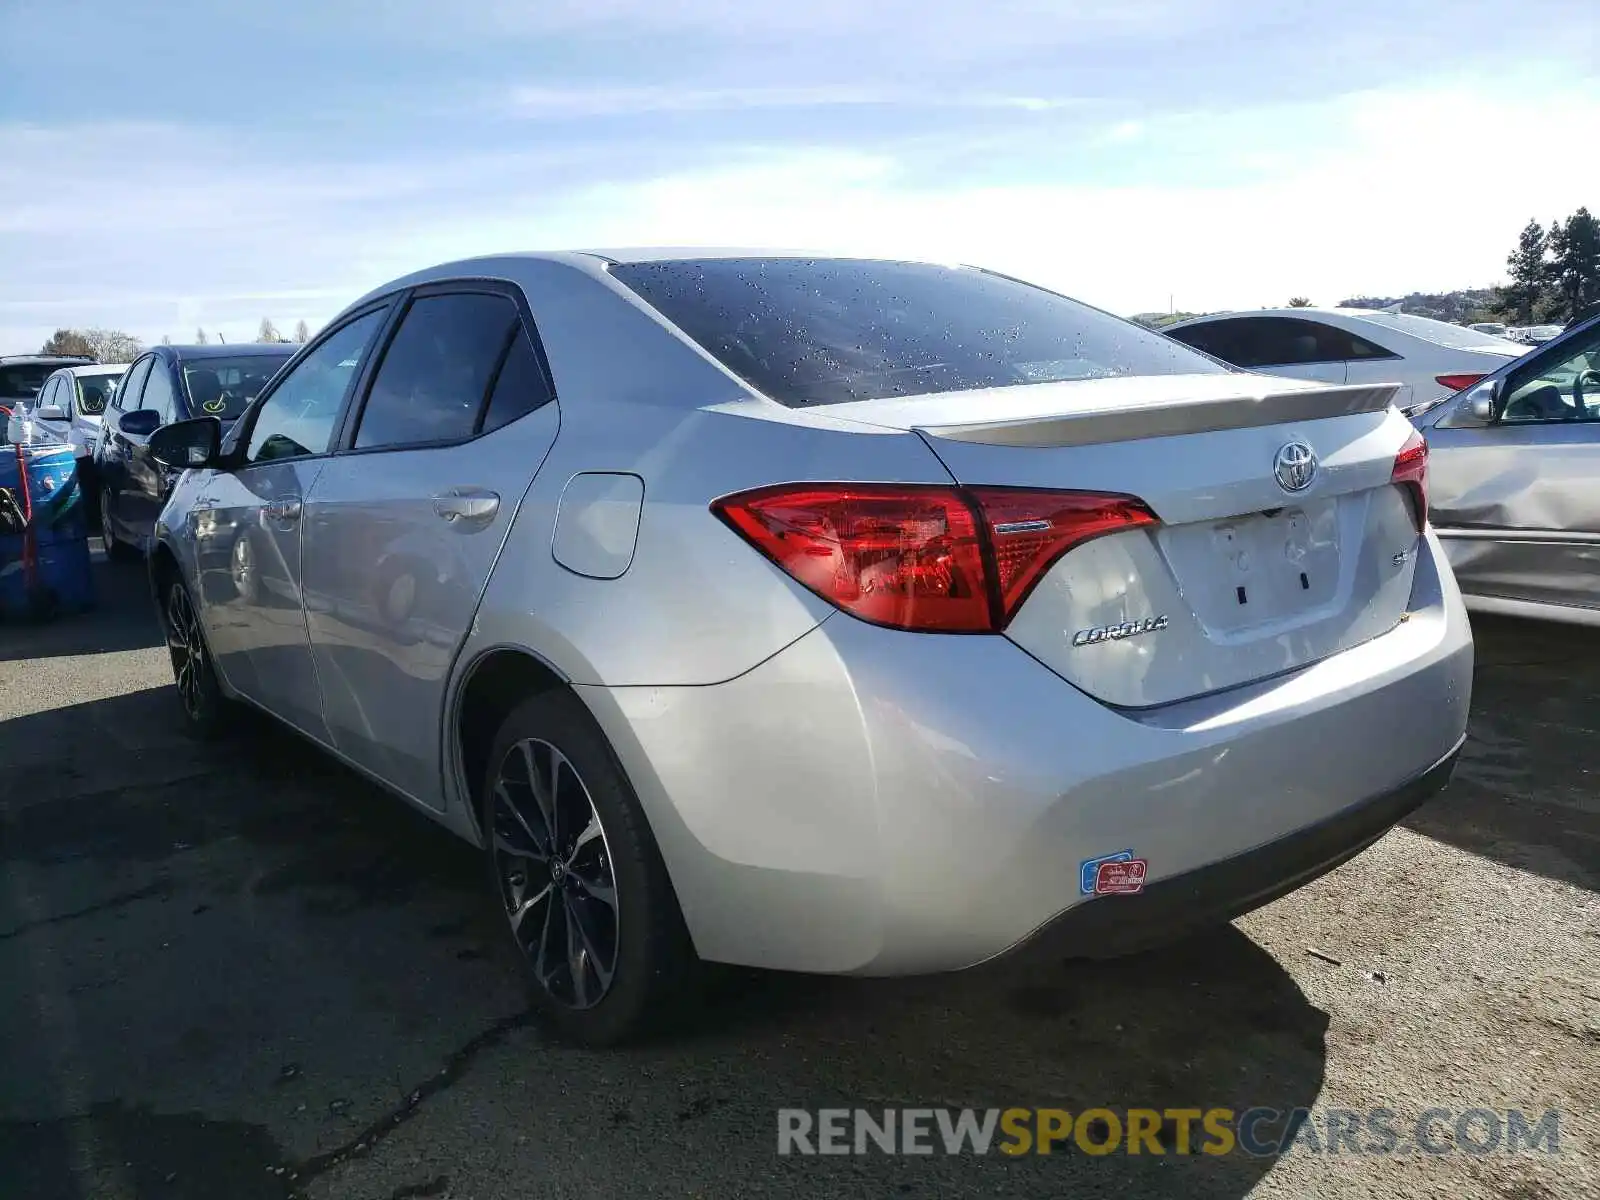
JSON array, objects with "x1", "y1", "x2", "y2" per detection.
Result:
[{"x1": 777, "y1": 1106, "x2": 1562, "y2": 1157}]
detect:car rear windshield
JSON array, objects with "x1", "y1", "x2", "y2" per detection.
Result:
[
  {"x1": 0, "y1": 364, "x2": 55, "y2": 402},
  {"x1": 609, "y1": 258, "x2": 1225, "y2": 406},
  {"x1": 183, "y1": 354, "x2": 293, "y2": 419},
  {"x1": 1357, "y1": 312, "x2": 1519, "y2": 351}
]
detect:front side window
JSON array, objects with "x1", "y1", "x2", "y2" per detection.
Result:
[
  {"x1": 1500, "y1": 326, "x2": 1600, "y2": 423},
  {"x1": 183, "y1": 354, "x2": 292, "y2": 420},
  {"x1": 139, "y1": 361, "x2": 178, "y2": 424},
  {"x1": 610, "y1": 258, "x2": 1224, "y2": 407},
  {"x1": 354, "y1": 293, "x2": 522, "y2": 449},
  {"x1": 115, "y1": 357, "x2": 153, "y2": 412},
  {"x1": 245, "y1": 310, "x2": 385, "y2": 464}
]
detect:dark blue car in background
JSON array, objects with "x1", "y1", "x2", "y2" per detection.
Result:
[{"x1": 95, "y1": 342, "x2": 296, "y2": 558}]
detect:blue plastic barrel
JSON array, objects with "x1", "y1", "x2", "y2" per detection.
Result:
[{"x1": 0, "y1": 442, "x2": 96, "y2": 618}]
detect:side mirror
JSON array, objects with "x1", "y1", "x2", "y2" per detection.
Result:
[
  {"x1": 116, "y1": 408, "x2": 162, "y2": 438},
  {"x1": 1465, "y1": 382, "x2": 1497, "y2": 424},
  {"x1": 1438, "y1": 380, "x2": 1498, "y2": 429},
  {"x1": 35, "y1": 404, "x2": 67, "y2": 421},
  {"x1": 149, "y1": 416, "x2": 223, "y2": 470}
]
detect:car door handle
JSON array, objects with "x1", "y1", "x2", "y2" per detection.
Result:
[
  {"x1": 431, "y1": 487, "x2": 500, "y2": 528},
  {"x1": 264, "y1": 498, "x2": 302, "y2": 522}
]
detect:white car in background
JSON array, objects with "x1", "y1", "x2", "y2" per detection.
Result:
[
  {"x1": 33, "y1": 363, "x2": 128, "y2": 459},
  {"x1": 1166, "y1": 309, "x2": 1528, "y2": 414}
]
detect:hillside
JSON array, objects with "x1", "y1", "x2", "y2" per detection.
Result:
[{"x1": 1131, "y1": 288, "x2": 1502, "y2": 330}]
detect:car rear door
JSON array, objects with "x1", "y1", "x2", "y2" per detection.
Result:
[
  {"x1": 300, "y1": 283, "x2": 560, "y2": 807},
  {"x1": 1423, "y1": 322, "x2": 1600, "y2": 614},
  {"x1": 197, "y1": 307, "x2": 392, "y2": 738}
]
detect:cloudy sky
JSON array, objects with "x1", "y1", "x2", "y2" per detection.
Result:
[{"x1": 2, "y1": 0, "x2": 1597, "y2": 350}]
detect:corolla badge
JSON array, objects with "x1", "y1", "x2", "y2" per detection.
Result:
[
  {"x1": 1273, "y1": 440, "x2": 1318, "y2": 493},
  {"x1": 1072, "y1": 615, "x2": 1169, "y2": 647}
]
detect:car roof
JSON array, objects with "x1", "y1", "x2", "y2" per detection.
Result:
[
  {"x1": 53, "y1": 363, "x2": 128, "y2": 377},
  {"x1": 158, "y1": 343, "x2": 299, "y2": 363},
  {"x1": 337, "y1": 247, "x2": 968, "y2": 321},
  {"x1": 0, "y1": 354, "x2": 95, "y2": 366}
]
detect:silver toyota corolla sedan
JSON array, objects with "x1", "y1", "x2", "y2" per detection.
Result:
[{"x1": 143, "y1": 251, "x2": 1473, "y2": 1044}]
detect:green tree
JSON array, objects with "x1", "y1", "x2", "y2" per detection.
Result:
[
  {"x1": 1496, "y1": 219, "x2": 1547, "y2": 324},
  {"x1": 1288, "y1": 296, "x2": 1312, "y2": 307},
  {"x1": 1546, "y1": 208, "x2": 1600, "y2": 323},
  {"x1": 257, "y1": 317, "x2": 283, "y2": 343},
  {"x1": 40, "y1": 329, "x2": 95, "y2": 357}
]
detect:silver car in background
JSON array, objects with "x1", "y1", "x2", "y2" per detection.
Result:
[
  {"x1": 1413, "y1": 312, "x2": 1600, "y2": 625},
  {"x1": 145, "y1": 252, "x2": 1472, "y2": 1044}
]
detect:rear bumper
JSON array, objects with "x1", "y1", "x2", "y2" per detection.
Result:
[
  {"x1": 999, "y1": 738, "x2": 1461, "y2": 964},
  {"x1": 580, "y1": 530, "x2": 1473, "y2": 976}
]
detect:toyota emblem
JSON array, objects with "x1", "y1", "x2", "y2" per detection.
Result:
[{"x1": 1273, "y1": 440, "x2": 1318, "y2": 493}]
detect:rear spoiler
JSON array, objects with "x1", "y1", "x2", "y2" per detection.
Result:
[{"x1": 916, "y1": 383, "x2": 1402, "y2": 449}]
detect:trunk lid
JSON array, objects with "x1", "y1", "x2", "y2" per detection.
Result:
[{"x1": 830, "y1": 373, "x2": 1421, "y2": 708}]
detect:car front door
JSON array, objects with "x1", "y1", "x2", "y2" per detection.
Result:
[
  {"x1": 125, "y1": 357, "x2": 181, "y2": 543},
  {"x1": 197, "y1": 307, "x2": 391, "y2": 738},
  {"x1": 1425, "y1": 321, "x2": 1600, "y2": 614},
  {"x1": 300, "y1": 284, "x2": 559, "y2": 805},
  {"x1": 98, "y1": 355, "x2": 152, "y2": 538}
]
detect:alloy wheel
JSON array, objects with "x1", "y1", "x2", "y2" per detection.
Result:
[
  {"x1": 166, "y1": 584, "x2": 206, "y2": 720},
  {"x1": 489, "y1": 737, "x2": 620, "y2": 1009}
]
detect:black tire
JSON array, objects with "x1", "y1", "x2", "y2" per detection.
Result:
[
  {"x1": 163, "y1": 578, "x2": 231, "y2": 739},
  {"x1": 102, "y1": 490, "x2": 139, "y2": 562},
  {"x1": 480, "y1": 691, "x2": 696, "y2": 1045}
]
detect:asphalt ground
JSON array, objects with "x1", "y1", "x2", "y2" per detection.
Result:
[{"x1": 1, "y1": 549, "x2": 1596, "y2": 1200}]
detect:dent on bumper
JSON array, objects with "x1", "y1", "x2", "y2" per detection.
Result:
[{"x1": 579, "y1": 533, "x2": 1473, "y2": 976}]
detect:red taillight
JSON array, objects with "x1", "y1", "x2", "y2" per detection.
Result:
[
  {"x1": 1391, "y1": 429, "x2": 1429, "y2": 530},
  {"x1": 968, "y1": 488, "x2": 1158, "y2": 622},
  {"x1": 1435, "y1": 373, "x2": 1486, "y2": 393},
  {"x1": 712, "y1": 484, "x2": 1157, "y2": 633}
]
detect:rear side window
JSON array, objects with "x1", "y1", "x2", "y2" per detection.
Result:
[
  {"x1": 609, "y1": 258, "x2": 1224, "y2": 407},
  {"x1": 0, "y1": 364, "x2": 55, "y2": 402},
  {"x1": 355, "y1": 293, "x2": 526, "y2": 449},
  {"x1": 480, "y1": 330, "x2": 552, "y2": 434},
  {"x1": 1170, "y1": 317, "x2": 1395, "y2": 369}
]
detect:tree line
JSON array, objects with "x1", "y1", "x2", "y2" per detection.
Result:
[
  {"x1": 1496, "y1": 208, "x2": 1600, "y2": 326},
  {"x1": 40, "y1": 318, "x2": 312, "y2": 362}
]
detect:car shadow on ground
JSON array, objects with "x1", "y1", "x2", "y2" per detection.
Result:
[
  {"x1": 1403, "y1": 614, "x2": 1600, "y2": 894},
  {"x1": 2, "y1": 684, "x2": 1326, "y2": 1199},
  {"x1": 0, "y1": 548, "x2": 161, "y2": 663}
]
